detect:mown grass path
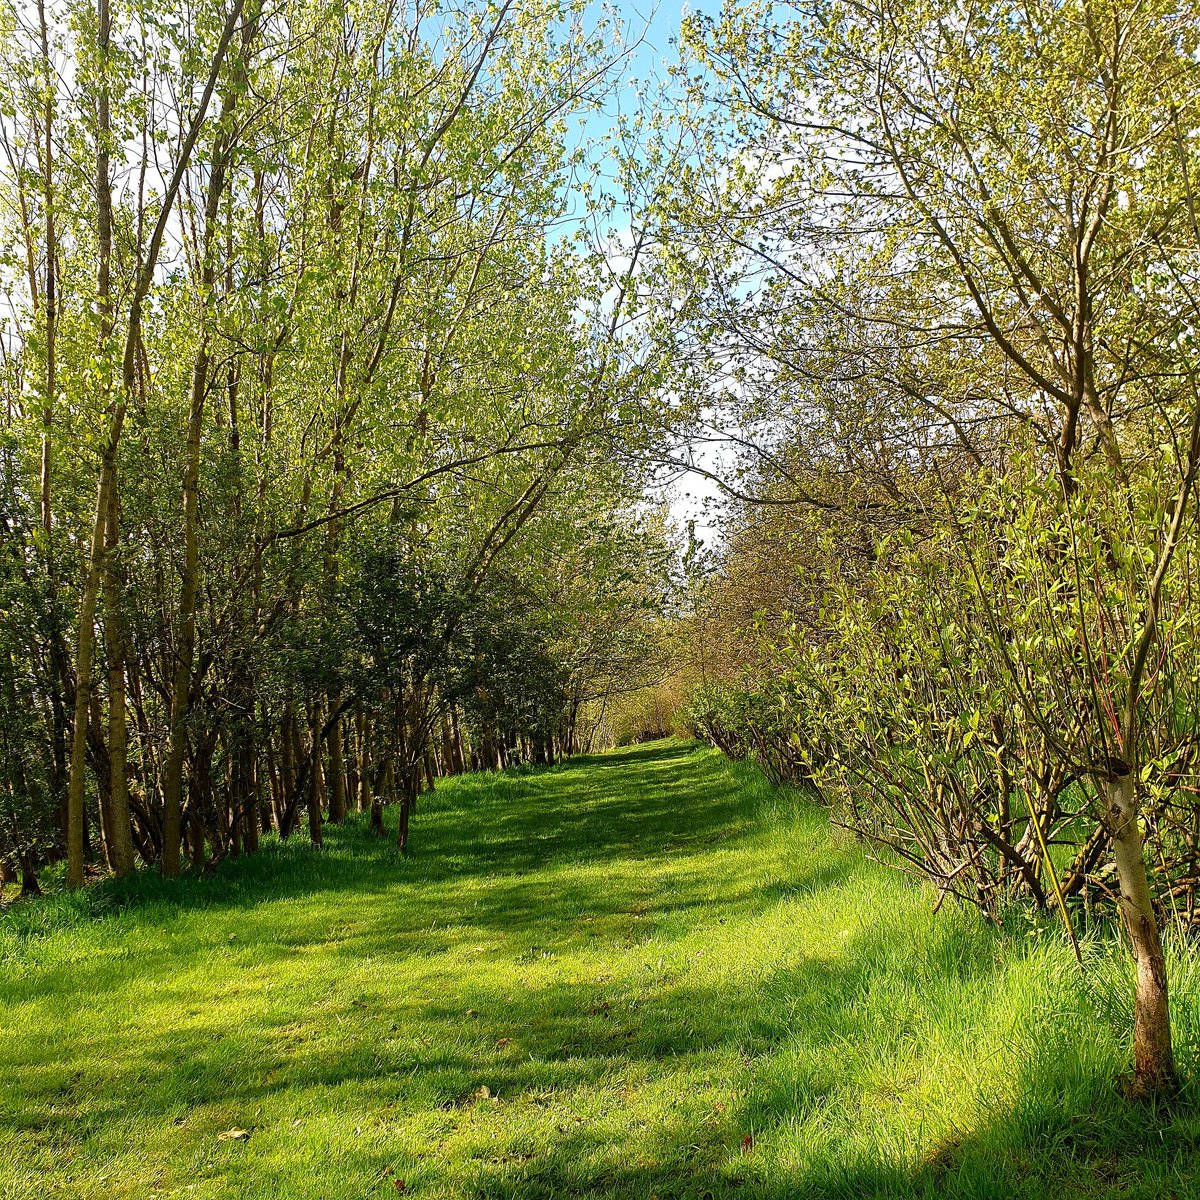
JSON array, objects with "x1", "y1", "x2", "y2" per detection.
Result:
[{"x1": 2, "y1": 742, "x2": 1199, "y2": 1199}]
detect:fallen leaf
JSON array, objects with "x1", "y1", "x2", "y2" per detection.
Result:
[
  {"x1": 741, "y1": 1134, "x2": 755, "y2": 1153},
  {"x1": 393, "y1": 1180, "x2": 407, "y2": 1193},
  {"x1": 217, "y1": 1128, "x2": 250, "y2": 1143},
  {"x1": 495, "y1": 1037, "x2": 512, "y2": 1048}
]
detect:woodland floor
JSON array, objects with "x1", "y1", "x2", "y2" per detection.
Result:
[{"x1": 3, "y1": 741, "x2": 1200, "y2": 1200}]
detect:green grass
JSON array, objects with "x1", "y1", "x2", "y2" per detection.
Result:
[{"x1": 2, "y1": 740, "x2": 1199, "y2": 1199}]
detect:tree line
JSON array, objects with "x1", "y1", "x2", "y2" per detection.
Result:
[
  {"x1": 6, "y1": 0, "x2": 1197, "y2": 1109},
  {"x1": 668, "y1": 0, "x2": 1200, "y2": 1099},
  {"x1": 0, "y1": 0, "x2": 677, "y2": 895}
]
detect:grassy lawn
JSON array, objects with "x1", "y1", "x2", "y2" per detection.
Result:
[{"x1": 3, "y1": 740, "x2": 1200, "y2": 1200}]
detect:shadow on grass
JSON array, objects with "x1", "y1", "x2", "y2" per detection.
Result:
[
  {"x1": 2, "y1": 739, "x2": 835, "y2": 1012},
  {"x1": 12, "y1": 741, "x2": 721, "y2": 914}
]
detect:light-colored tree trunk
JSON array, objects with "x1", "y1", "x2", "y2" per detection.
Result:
[
  {"x1": 161, "y1": 15, "x2": 255, "y2": 872},
  {"x1": 1100, "y1": 768, "x2": 1174, "y2": 1095}
]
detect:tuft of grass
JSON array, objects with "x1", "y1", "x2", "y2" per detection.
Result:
[{"x1": 2, "y1": 740, "x2": 1198, "y2": 1199}]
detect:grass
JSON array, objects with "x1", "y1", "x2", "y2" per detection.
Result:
[{"x1": 2, "y1": 739, "x2": 1199, "y2": 1200}]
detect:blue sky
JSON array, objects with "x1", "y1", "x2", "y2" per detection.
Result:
[{"x1": 581, "y1": 1, "x2": 692, "y2": 132}]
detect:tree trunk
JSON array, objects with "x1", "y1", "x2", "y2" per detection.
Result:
[
  {"x1": 160, "y1": 344, "x2": 205, "y2": 876},
  {"x1": 355, "y1": 707, "x2": 371, "y2": 812},
  {"x1": 327, "y1": 703, "x2": 347, "y2": 823},
  {"x1": 188, "y1": 804, "x2": 205, "y2": 872},
  {"x1": 102, "y1": 479, "x2": 134, "y2": 875},
  {"x1": 307, "y1": 707, "x2": 325, "y2": 847},
  {"x1": 66, "y1": 463, "x2": 113, "y2": 888},
  {"x1": 397, "y1": 769, "x2": 414, "y2": 853},
  {"x1": 36, "y1": 0, "x2": 55, "y2": 561},
  {"x1": 19, "y1": 852, "x2": 41, "y2": 897},
  {"x1": 35, "y1": 0, "x2": 72, "y2": 860},
  {"x1": 449, "y1": 706, "x2": 465, "y2": 774},
  {"x1": 1101, "y1": 768, "x2": 1176, "y2": 1096},
  {"x1": 161, "y1": 17, "x2": 252, "y2": 875},
  {"x1": 244, "y1": 745, "x2": 260, "y2": 854},
  {"x1": 277, "y1": 711, "x2": 295, "y2": 836},
  {"x1": 63, "y1": 0, "x2": 244, "y2": 886}
]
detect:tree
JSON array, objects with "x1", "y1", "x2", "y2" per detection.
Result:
[
  {"x1": 0, "y1": 0, "x2": 680, "y2": 884},
  {"x1": 672, "y1": 0, "x2": 1200, "y2": 1095}
]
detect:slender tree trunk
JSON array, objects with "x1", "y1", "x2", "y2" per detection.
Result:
[
  {"x1": 450, "y1": 706, "x2": 465, "y2": 774},
  {"x1": 439, "y1": 715, "x2": 454, "y2": 777},
  {"x1": 160, "y1": 346, "x2": 206, "y2": 875},
  {"x1": 95, "y1": 0, "x2": 131, "y2": 879},
  {"x1": 35, "y1": 0, "x2": 89, "y2": 886},
  {"x1": 91, "y1": 691, "x2": 116, "y2": 866},
  {"x1": 354, "y1": 707, "x2": 369, "y2": 812},
  {"x1": 265, "y1": 726, "x2": 284, "y2": 834},
  {"x1": 66, "y1": 458, "x2": 114, "y2": 887},
  {"x1": 346, "y1": 717, "x2": 360, "y2": 815},
  {"x1": 322, "y1": 424, "x2": 349, "y2": 825},
  {"x1": 3, "y1": 654, "x2": 42, "y2": 895},
  {"x1": 244, "y1": 748, "x2": 260, "y2": 854},
  {"x1": 1100, "y1": 768, "x2": 1175, "y2": 1096},
  {"x1": 227, "y1": 733, "x2": 241, "y2": 859},
  {"x1": 278, "y1": 709, "x2": 295, "y2": 832},
  {"x1": 397, "y1": 765, "x2": 414, "y2": 853},
  {"x1": 85, "y1": 686, "x2": 112, "y2": 863},
  {"x1": 161, "y1": 45, "x2": 250, "y2": 873},
  {"x1": 188, "y1": 803, "x2": 205, "y2": 872},
  {"x1": 371, "y1": 757, "x2": 390, "y2": 835},
  {"x1": 327, "y1": 718, "x2": 347, "y2": 823},
  {"x1": 307, "y1": 706, "x2": 325, "y2": 847},
  {"x1": 34, "y1": 0, "x2": 72, "y2": 858},
  {"x1": 19, "y1": 852, "x2": 41, "y2": 898},
  {"x1": 36, "y1": 0, "x2": 55, "y2": 548},
  {"x1": 102, "y1": 478, "x2": 134, "y2": 874}
]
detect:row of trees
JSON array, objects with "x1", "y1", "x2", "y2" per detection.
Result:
[
  {"x1": 0, "y1": 0, "x2": 677, "y2": 892},
  {"x1": 670, "y1": 0, "x2": 1200, "y2": 1098},
  {"x1": 8, "y1": 0, "x2": 1188, "y2": 1111}
]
